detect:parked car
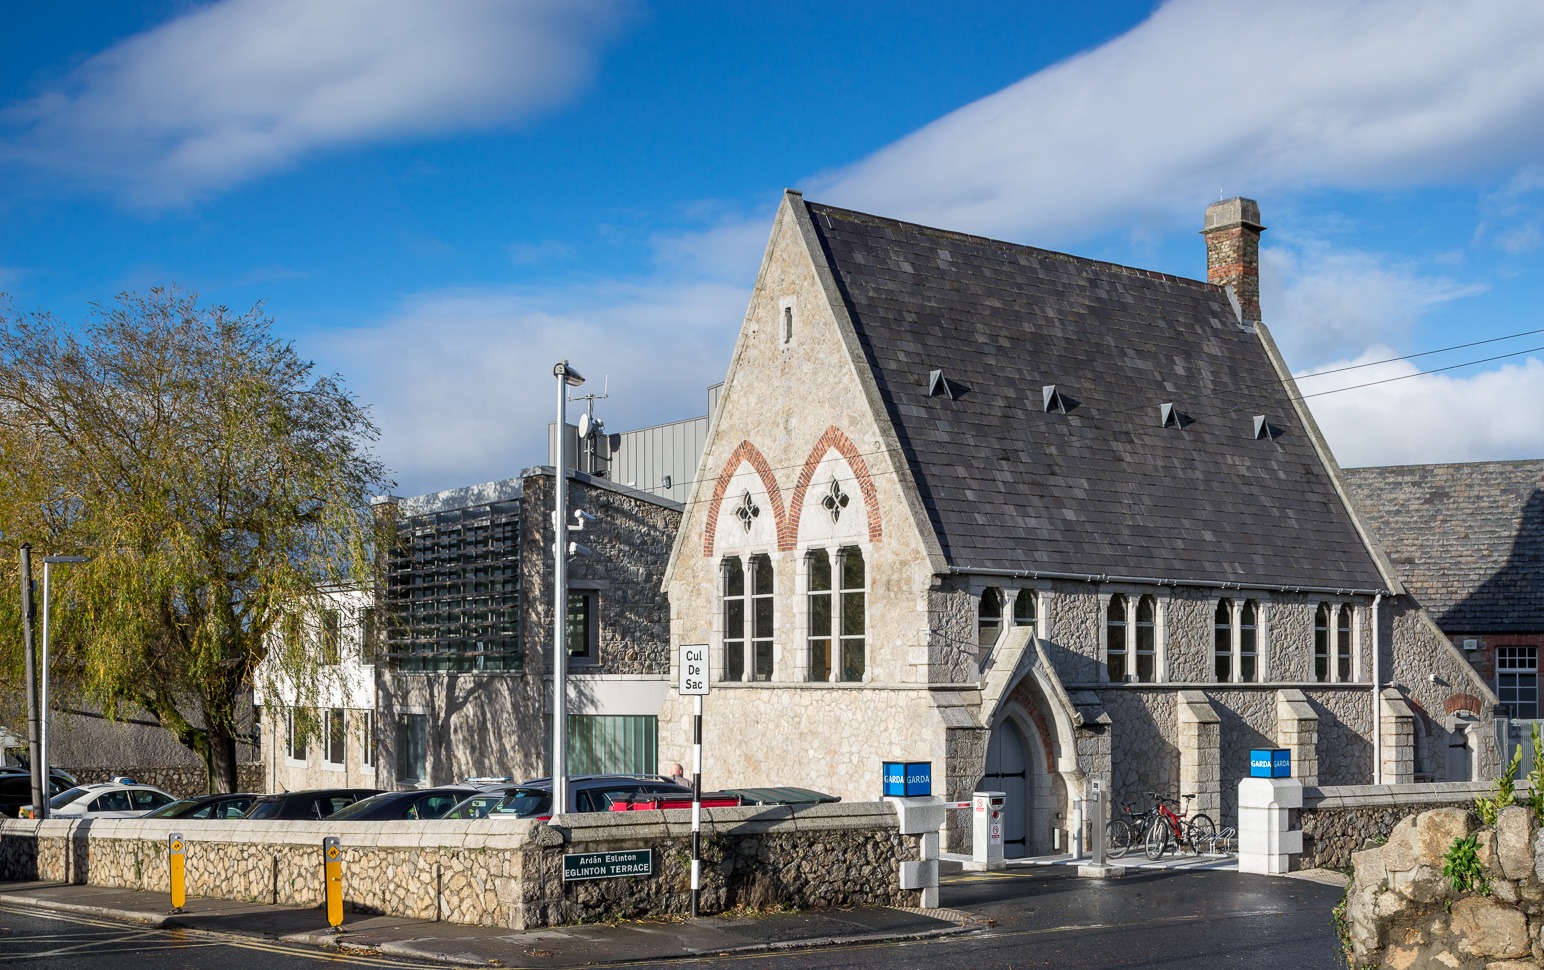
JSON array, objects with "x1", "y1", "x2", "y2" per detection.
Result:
[
  {"x1": 486, "y1": 775, "x2": 708, "y2": 819},
  {"x1": 323, "y1": 787, "x2": 481, "y2": 821},
  {"x1": 0, "y1": 769, "x2": 77, "y2": 818},
  {"x1": 37, "y1": 779, "x2": 178, "y2": 818},
  {"x1": 242, "y1": 788, "x2": 381, "y2": 820},
  {"x1": 144, "y1": 793, "x2": 259, "y2": 819},
  {"x1": 440, "y1": 790, "x2": 509, "y2": 820},
  {"x1": 720, "y1": 787, "x2": 841, "y2": 805},
  {"x1": 606, "y1": 789, "x2": 743, "y2": 812}
]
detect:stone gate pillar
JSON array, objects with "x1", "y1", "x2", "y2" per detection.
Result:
[
  {"x1": 1275, "y1": 688, "x2": 1319, "y2": 786},
  {"x1": 1177, "y1": 691, "x2": 1221, "y2": 825},
  {"x1": 1380, "y1": 688, "x2": 1416, "y2": 784}
]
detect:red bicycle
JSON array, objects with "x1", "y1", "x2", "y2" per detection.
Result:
[{"x1": 1142, "y1": 791, "x2": 1216, "y2": 859}]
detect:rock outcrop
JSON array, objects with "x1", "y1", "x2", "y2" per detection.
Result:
[{"x1": 1345, "y1": 806, "x2": 1544, "y2": 968}]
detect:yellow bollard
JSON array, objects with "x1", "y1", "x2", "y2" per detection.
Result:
[
  {"x1": 168, "y1": 833, "x2": 186, "y2": 913},
  {"x1": 323, "y1": 837, "x2": 343, "y2": 930}
]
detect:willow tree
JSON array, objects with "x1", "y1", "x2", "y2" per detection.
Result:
[{"x1": 0, "y1": 287, "x2": 388, "y2": 791}]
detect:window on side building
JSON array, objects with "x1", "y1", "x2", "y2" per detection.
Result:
[
  {"x1": 807, "y1": 550, "x2": 832, "y2": 681},
  {"x1": 1336, "y1": 604, "x2": 1353, "y2": 682},
  {"x1": 1240, "y1": 600, "x2": 1259, "y2": 682},
  {"x1": 1497, "y1": 646, "x2": 1539, "y2": 719},
  {"x1": 978, "y1": 588, "x2": 1003, "y2": 651},
  {"x1": 286, "y1": 708, "x2": 307, "y2": 764},
  {"x1": 838, "y1": 547, "x2": 865, "y2": 682},
  {"x1": 398, "y1": 713, "x2": 428, "y2": 784},
  {"x1": 567, "y1": 591, "x2": 598, "y2": 664},
  {"x1": 320, "y1": 610, "x2": 341, "y2": 666},
  {"x1": 324, "y1": 708, "x2": 345, "y2": 767},
  {"x1": 1214, "y1": 599, "x2": 1233, "y2": 682},
  {"x1": 749, "y1": 554, "x2": 774, "y2": 681},
  {"x1": 1134, "y1": 595, "x2": 1157, "y2": 682},
  {"x1": 1314, "y1": 603, "x2": 1331, "y2": 682},
  {"x1": 1106, "y1": 594, "x2": 1128, "y2": 682},
  {"x1": 360, "y1": 712, "x2": 375, "y2": 770},
  {"x1": 723, "y1": 557, "x2": 746, "y2": 681},
  {"x1": 1012, "y1": 590, "x2": 1037, "y2": 631}
]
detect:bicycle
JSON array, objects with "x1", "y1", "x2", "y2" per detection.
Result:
[
  {"x1": 1106, "y1": 799, "x2": 1156, "y2": 859},
  {"x1": 1141, "y1": 791, "x2": 1216, "y2": 860}
]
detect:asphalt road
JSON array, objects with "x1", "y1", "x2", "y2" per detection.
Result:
[{"x1": 0, "y1": 866, "x2": 1347, "y2": 970}]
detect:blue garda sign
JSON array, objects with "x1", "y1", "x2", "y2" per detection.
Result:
[
  {"x1": 882, "y1": 760, "x2": 932, "y2": 797},
  {"x1": 1249, "y1": 748, "x2": 1292, "y2": 778}
]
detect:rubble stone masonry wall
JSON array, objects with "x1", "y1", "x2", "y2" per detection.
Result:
[
  {"x1": 1299, "y1": 782, "x2": 1494, "y2": 871},
  {"x1": 0, "y1": 802, "x2": 917, "y2": 930}
]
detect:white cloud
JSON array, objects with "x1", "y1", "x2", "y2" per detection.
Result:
[
  {"x1": 1474, "y1": 165, "x2": 1544, "y2": 254},
  {"x1": 0, "y1": 0, "x2": 631, "y2": 207},
  {"x1": 1261, "y1": 241, "x2": 1484, "y2": 365},
  {"x1": 313, "y1": 275, "x2": 747, "y2": 496},
  {"x1": 1299, "y1": 350, "x2": 1544, "y2": 467},
  {"x1": 811, "y1": 0, "x2": 1544, "y2": 243}
]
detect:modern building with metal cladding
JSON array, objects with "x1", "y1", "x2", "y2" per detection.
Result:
[
  {"x1": 658, "y1": 190, "x2": 1499, "y2": 854},
  {"x1": 364, "y1": 464, "x2": 685, "y2": 788}
]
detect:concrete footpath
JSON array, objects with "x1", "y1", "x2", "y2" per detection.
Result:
[{"x1": 0, "y1": 880, "x2": 973, "y2": 967}]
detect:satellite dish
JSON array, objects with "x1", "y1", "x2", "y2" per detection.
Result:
[{"x1": 577, "y1": 413, "x2": 592, "y2": 439}]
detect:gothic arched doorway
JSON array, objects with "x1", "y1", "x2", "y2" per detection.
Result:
[{"x1": 984, "y1": 719, "x2": 1030, "y2": 858}]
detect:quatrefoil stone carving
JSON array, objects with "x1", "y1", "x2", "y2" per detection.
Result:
[
  {"x1": 735, "y1": 491, "x2": 760, "y2": 532},
  {"x1": 822, "y1": 479, "x2": 850, "y2": 522}
]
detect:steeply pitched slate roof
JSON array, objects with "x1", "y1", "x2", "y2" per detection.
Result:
[
  {"x1": 1342, "y1": 461, "x2": 1544, "y2": 631},
  {"x1": 803, "y1": 199, "x2": 1386, "y2": 589}
]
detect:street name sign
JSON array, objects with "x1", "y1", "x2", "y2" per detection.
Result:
[
  {"x1": 679, "y1": 644, "x2": 710, "y2": 695},
  {"x1": 563, "y1": 849, "x2": 654, "y2": 881}
]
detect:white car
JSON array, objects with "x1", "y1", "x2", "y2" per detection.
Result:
[{"x1": 35, "y1": 778, "x2": 178, "y2": 818}]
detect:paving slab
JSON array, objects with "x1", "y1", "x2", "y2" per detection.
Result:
[{"x1": 0, "y1": 880, "x2": 970, "y2": 967}]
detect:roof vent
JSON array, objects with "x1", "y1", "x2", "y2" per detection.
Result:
[
  {"x1": 928, "y1": 369, "x2": 955, "y2": 399},
  {"x1": 1160, "y1": 403, "x2": 1179, "y2": 428},
  {"x1": 1043, "y1": 384, "x2": 1065, "y2": 413},
  {"x1": 1253, "y1": 415, "x2": 1277, "y2": 440}
]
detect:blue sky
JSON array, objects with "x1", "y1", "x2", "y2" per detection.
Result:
[{"x1": 2, "y1": 0, "x2": 1541, "y2": 496}]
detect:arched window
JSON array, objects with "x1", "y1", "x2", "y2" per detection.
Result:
[
  {"x1": 723, "y1": 557, "x2": 746, "y2": 681},
  {"x1": 1314, "y1": 604, "x2": 1330, "y2": 682},
  {"x1": 1240, "y1": 600, "x2": 1258, "y2": 682},
  {"x1": 1336, "y1": 604, "x2": 1353, "y2": 682},
  {"x1": 750, "y1": 554, "x2": 774, "y2": 681},
  {"x1": 1012, "y1": 590, "x2": 1037, "y2": 630},
  {"x1": 978, "y1": 588, "x2": 1003, "y2": 649},
  {"x1": 806, "y1": 550, "x2": 832, "y2": 682},
  {"x1": 1135, "y1": 595, "x2": 1156, "y2": 682},
  {"x1": 1106, "y1": 594, "x2": 1128, "y2": 681},
  {"x1": 838, "y1": 547, "x2": 866, "y2": 681},
  {"x1": 1214, "y1": 599, "x2": 1233, "y2": 682}
]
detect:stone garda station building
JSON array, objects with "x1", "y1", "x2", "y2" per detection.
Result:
[{"x1": 658, "y1": 192, "x2": 1498, "y2": 855}]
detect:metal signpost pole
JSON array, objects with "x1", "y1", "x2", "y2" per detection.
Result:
[
  {"x1": 20, "y1": 544, "x2": 43, "y2": 819},
  {"x1": 552, "y1": 361, "x2": 584, "y2": 817},
  {"x1": 678, "y1": 644, "x2": 709, "y2": 918},
  {"x1": 691, "y1": 692, "x2": 703, "y2": 918},
  {"x1": 39, "y1": 555, "x2": 88, "y2": 783}
]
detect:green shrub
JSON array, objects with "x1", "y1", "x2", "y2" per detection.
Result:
[
  {"x1": 1476, "y1": 742, "x2": 1524, "y2": 826},
  {"x1": 1442, "y1": 834, "x2": 1489, "y2": 895},
  {"x1": 1527, "y1": 724, "x2": 1544, "y2": 825}
]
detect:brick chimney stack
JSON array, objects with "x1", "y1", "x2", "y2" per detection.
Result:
[{"x1": 1202, "y1": 197, "x2": 1265, "y2": 323}]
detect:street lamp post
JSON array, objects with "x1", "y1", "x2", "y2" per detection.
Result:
[
  {"x1": 552, "y1": 360, "x2": 585, "y2": 818},
  {"x1": 40, "y1": 555, "x2": 90, "y2": 790}
]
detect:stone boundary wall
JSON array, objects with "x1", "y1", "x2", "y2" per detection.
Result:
[
  {"x1": 68, "y1": 764, "x2": 265, "y2": 797},
  {"x1": 1299, "y1": 782, "x2": 1493, "y2": 870},
  {"x1": 0, "y1": 802, "x2": 917, "y2": 930}
]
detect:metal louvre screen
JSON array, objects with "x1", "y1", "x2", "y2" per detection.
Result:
[
  {"x1": 385, "y1": 499, "x2": 522, "y2": 671},
  {"x1": 567, "y1": 715, "x2": 658, "y2": 775}
]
